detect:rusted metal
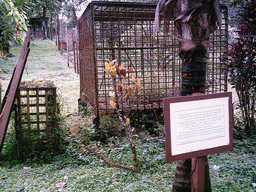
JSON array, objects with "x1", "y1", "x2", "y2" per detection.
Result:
[
  {"x1": 0, "y1": 28, "x2": 31, "y2": 152},
  {"x1": 78, "y1": 1, "x2": 228, "y2": 118}
]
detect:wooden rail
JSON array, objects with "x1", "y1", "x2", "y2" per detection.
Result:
[{"x1": 0, "y1": 29, "x2": 31, "y2": 153}]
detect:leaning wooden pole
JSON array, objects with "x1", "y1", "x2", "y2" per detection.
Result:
[{"x1": 0, "y1": 29, "x2": 31, "y2": 153}]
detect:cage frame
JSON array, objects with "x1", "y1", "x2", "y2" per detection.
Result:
[{"x1": 78, "y1": 1, "x2": 229, "y2": 118}]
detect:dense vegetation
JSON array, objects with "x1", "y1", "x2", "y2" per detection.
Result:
[
  {"x1": 0, "y1": 0, "x2": 85, "y2": 57},
  {"x1": 0, "y1": 39, "x2": 255, "y2": 191},
  {"x1": 227, "y1": 0, "x2": 256, "y2": 135},
  {"x1": 0, "y1": 0, "x2": 255, "y2": 191}
]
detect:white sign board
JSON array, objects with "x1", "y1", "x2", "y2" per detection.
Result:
[
  {"x1": 170, "y1": 97, "x2": 229, "y2": 156},
  {"x1": 164, "y1": 92, "x2": 233, "y2": 162}
]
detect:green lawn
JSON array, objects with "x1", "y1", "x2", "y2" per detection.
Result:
[
  {"x1": 0, "y1": 139, "x2": 255, "y2": 191},
  {"x1": 0, "y1": 39, "x2": 79, "y2": 115},
  {"x1": 0, "y1": 40, "x2": 255, "y2": 191}
]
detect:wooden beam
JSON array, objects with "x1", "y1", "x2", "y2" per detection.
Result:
[{"x1": 0, "y1": 28, "x2": 31, "y2": 153}]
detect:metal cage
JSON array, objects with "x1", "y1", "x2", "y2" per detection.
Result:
[{"x1": 78, "y1": 1, "x2": 228, "y2": 116}]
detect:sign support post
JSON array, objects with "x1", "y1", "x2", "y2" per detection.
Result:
[{"x1": 192, "y1": 156, "x2": 205, "y2": 192}]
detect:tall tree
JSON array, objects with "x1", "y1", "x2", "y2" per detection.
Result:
[
  {"x1": 62, "y1": 0, "x2": 87, "y2": 24},
  {"x1": 154, "y1": 0, "x2": 222, "y2": 191},
  {"x1": 0, "y1": 0, "x2": 27, "y2": 57},
  {"x1": 30, "y1": 0, "x2": 63, "y2": 39}
]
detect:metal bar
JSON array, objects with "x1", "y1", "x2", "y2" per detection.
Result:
[
  {"x1": 26, "y1": 89, "x2": 31, "y2": 134},
  {"x1": 92, "y1": 3, "x2": 100, "y2": 119},
  {"x1": 16, "y1": 90, "x2": 22, "y2": 145}
]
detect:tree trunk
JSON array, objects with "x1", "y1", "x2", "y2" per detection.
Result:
[
  {"x1": 173, "y1": 43, "x2": 212, "y2": 192},
  {"x1": 42, "y1": 6, "x2": 47, "y2": 40}
]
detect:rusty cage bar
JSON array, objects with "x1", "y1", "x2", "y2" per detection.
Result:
[{"x1": 78, "y1": 1, "x2": 228, "y2": 117}]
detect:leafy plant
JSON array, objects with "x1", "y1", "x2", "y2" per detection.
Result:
[
  {"x1": 103, "y1": 60, "x2": 140, "y2": 169},
  {"x1": 228, "y1": 0, "x2": 256, "y2": 135},
  {"x1": 0, "y1": 0, "x2": 27, "y2": 57},
  {"x1": 97, "y1": 115, "x2": 125, "y2": 143}
]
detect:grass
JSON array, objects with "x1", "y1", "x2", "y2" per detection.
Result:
[
  {"x1": 0, "y1": 39, "x2": 256, "y2": 191},
  {"x1": 0, "y1": 138, "x2": 255, "y2": 191},
  {"x1": 0, "y1": 141, "x2": 175, "y2": 191},
  {"x1": 0, "y1": 39, "x2": 79, "y2": 115}
]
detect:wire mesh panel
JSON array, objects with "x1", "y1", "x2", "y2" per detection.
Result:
[
  {"x1": 78, "y1": 1, "x2": 228, "y2": 116},
  {"x1": 207, "y1": 5, "x2": 229, "y2": 94},
  {"x1": 16, "y1": 82, "x2": 57, "y2": 149}
]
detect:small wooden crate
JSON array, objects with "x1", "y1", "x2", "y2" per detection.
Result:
[{"x1": 16, "y1": 81, "x2": 58, "y2": 150}]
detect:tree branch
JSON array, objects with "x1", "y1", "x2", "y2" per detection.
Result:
[{"x1": 74, "y1": 139, "x2": 141, "y2": 173}]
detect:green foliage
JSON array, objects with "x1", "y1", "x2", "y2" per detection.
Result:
[
  {"x1": 30, "y1": 0, "x2": 63, "y2": 18},
  {"x1": 97, "y1": 115, "x2": 125, "y2": 143},
  {"x1": 210, "y1": 137, "x2": 256, "y2": 191},
  {"x1": 1, "y1": 137, "x2": 256, "y2": 191},
  {"x1": 227, "y1": 1, "x2": 256, "y2": 135},
  {"x1": 78, "y1": 99, "x2": 93, "y2": 116},
  {"x1": 1, "y1": 111, "x2": 69, "y2": 163},
  {"x1": 0, "y1": 0, "x2": 27, "y2": 57},
  {"x1": 67, "y1": 113, "x2": 96, "y2": 145},
  {"x1": 129, "y1": 109, "x2": 164, "y2": 135},
  {"x1": 62, "y1": 0, "x2": 86, "y2": 23},
  {"x1": 0, "y1": 140, "x2": 176, "y2": 191}
]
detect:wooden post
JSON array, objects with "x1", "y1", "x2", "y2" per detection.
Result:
[
  {"x1": 60, "y1": 19, "x2": 63, "y2": 55},
  {"x1": 73, "y1": 41, "x2": 77, "y2": 73},
  {"x1": 192, "y1": 156, "x2": 206, "y2": 192},
  {"x1": 66, "y1": 21, "x2": 69, "y2": 67},
  {"x1": 0, "y1": 29, "x2": 31, "y2": 152}
]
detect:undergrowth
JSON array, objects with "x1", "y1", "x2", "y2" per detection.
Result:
[
  {"x1": 0, "y1": 136, "x2": 255, "y2": 191},
  {"x1": 1, "y1": 39, "x2": 256, "y2": 191}
]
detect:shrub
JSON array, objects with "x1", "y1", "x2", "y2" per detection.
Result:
[
  {"x1": 228, "y1": 0, "x2": 256, "y2": 135},
  {"x1": 97, "y1": 115, "x2": 125, "y2": 143},
  {"x1": 1, "y1": 107, "x2": 69, "y2": 163}
]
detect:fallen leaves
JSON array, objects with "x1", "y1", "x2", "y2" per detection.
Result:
[
  {"x1": 55, "y1": 182, "x2": 67, "y2": 191},
  {"x1": 0, "y1": 176, "x2": 8, "y2": 180},
  {"x1": 23, "y1": 167, "x2": 31, "y2": 170}
]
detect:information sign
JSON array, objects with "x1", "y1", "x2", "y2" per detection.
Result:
[{"x1": 164, "y1": 92, "x2": 233, "y2": 162}]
